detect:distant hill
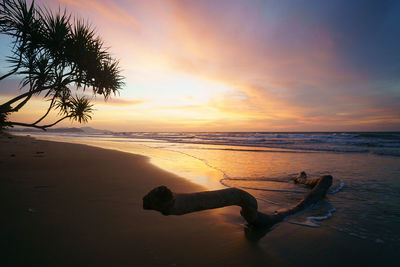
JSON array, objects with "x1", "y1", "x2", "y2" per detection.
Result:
[{"x1": 49, "y1": 127, "x2": 85, "y2": 133}]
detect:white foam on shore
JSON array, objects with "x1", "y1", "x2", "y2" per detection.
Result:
[
  {"x1": 288, "y1": 201, "x2": 336, "y2": 228},
  {"x1": 328, "y1": 179, "x2": 345, "y2": 194}
]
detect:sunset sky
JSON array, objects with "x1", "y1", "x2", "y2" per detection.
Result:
[{"x1": 1, "y1": 0, "x2": 400, "y2": 131}]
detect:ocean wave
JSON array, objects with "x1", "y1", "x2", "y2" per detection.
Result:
[
  {"x1": 328, "y1": 180, "x2": 345, "y2": 194},
  {"x1": 94, "y1": 131, "x2": 400, "y2": 157},
  {"x1": 288, "y1": 201, "x2": 336, "y2": 228}
]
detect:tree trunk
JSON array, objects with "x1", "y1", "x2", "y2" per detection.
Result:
[{"x1": 143, "y1": 175, "x2": 333, "y2": 228}]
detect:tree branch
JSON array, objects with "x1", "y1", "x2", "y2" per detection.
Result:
[
  {"x1": 8, "y1": 92, "x2": 32, "y2": 112},
  {"x1": 39, "y1": 114, "x2": 71, "y2": 129},
  {"x1": 0, "y1": 87, "x2": 45, "y2": 111},
  {"x1": 0, "y1": 76, "x2": 82, "y2": 115},
  {"x1": 6, "y1": 115, "x2": 72, "y2": 131},
  {"x1": 4, "y1": 121, "x2": 46, "y2": 130},
  {"x1": 32, "y1": 95, "x2": 57, "y2": 125},
  {"x1": 0, "y1": 66, "x2": 19, "y2": 80}
]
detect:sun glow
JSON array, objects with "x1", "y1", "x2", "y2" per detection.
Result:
[{"x1": 1, "y1": 0, "x2": 399, "y2": 131}]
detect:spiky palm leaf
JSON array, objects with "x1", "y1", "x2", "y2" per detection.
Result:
[
  {"x1": 0, "y1": 0, "x2": 124, "y2": 130},
  {"x1": 68, "y1": 96, "x2": 93, "y2": 123}
]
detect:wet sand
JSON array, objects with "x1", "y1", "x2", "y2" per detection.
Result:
[{"x1": 0, "y1": 134, "x2": 397, "y2": 266}]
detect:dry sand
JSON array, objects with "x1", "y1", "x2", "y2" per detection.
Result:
[{"x1": 0, "y1": 134, "x2": 397, "y2": 266}]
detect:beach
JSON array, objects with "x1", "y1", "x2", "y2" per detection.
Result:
[
  {"x1": 1, "y1": 0, "x2": 399, "y2": 265},
  {"x1": 1, "y1": 133, "x2": 398, "y2": 266}
]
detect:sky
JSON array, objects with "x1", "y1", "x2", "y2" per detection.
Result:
[{"x1": 1, "y1": 0, "x2": 400, "y2": 131}]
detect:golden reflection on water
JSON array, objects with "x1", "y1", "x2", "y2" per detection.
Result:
[
  {"x1": 26, "y1": 133, "x2": 400, "y2": 193},
  {"x1": 28, "y1": 134, "x2": 224, "y2": 189},
  {"x1": 25, "y1": 134, "x2": 328, "y2": 190}
]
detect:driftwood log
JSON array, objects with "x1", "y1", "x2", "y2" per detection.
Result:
[
  {"x1": 293, "y1": 171, "x2": 323, "y2": 188},
  {"x1": 143, "y1": 173, "x2": 332, "y2": 228}
]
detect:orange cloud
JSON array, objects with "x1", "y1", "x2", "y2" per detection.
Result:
[
  {"x1": 93, "y1": 98, "x2": 145, "y2": 107},
  {"x1": 59, "y1": 0, "x2": 139, "y2": 28}
]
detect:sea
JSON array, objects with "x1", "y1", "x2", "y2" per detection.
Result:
[{"x1": 20, "y1": 130, "x2": 400, "y2": 247}]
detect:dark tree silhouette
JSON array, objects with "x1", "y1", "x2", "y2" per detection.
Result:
[{"x1": 0, "y1": 0, "x2": 124, "y2": 130}]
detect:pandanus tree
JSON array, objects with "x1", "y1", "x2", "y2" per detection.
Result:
[{"x1": 0, "y1": 0, "x2": 124, "y2": 130}]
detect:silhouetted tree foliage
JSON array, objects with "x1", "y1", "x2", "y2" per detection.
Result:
[{"x1": 0, "y1": 0, "x2": 124, "y2": 130}]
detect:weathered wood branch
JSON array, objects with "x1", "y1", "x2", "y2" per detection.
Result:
[
  {"x1": 143, "y1": 186, "x2": 259, "y2": 223},
  {"x1": 293, "y1": 171, "x2": 322, "y2": 188},
  {"x1": 143, "y1": 174, "x2": 333, "y2": 228}
]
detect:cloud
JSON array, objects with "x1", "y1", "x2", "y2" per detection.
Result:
[
  {"x1": 155, "y1": 0, "x2": 400, "y2": 130},
  {"x1": 93, "y1": 97, "x2": 145, "y2": 107},
  {"x1": 58, "y1": 0, "x2": 139, "y2": 27}
]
